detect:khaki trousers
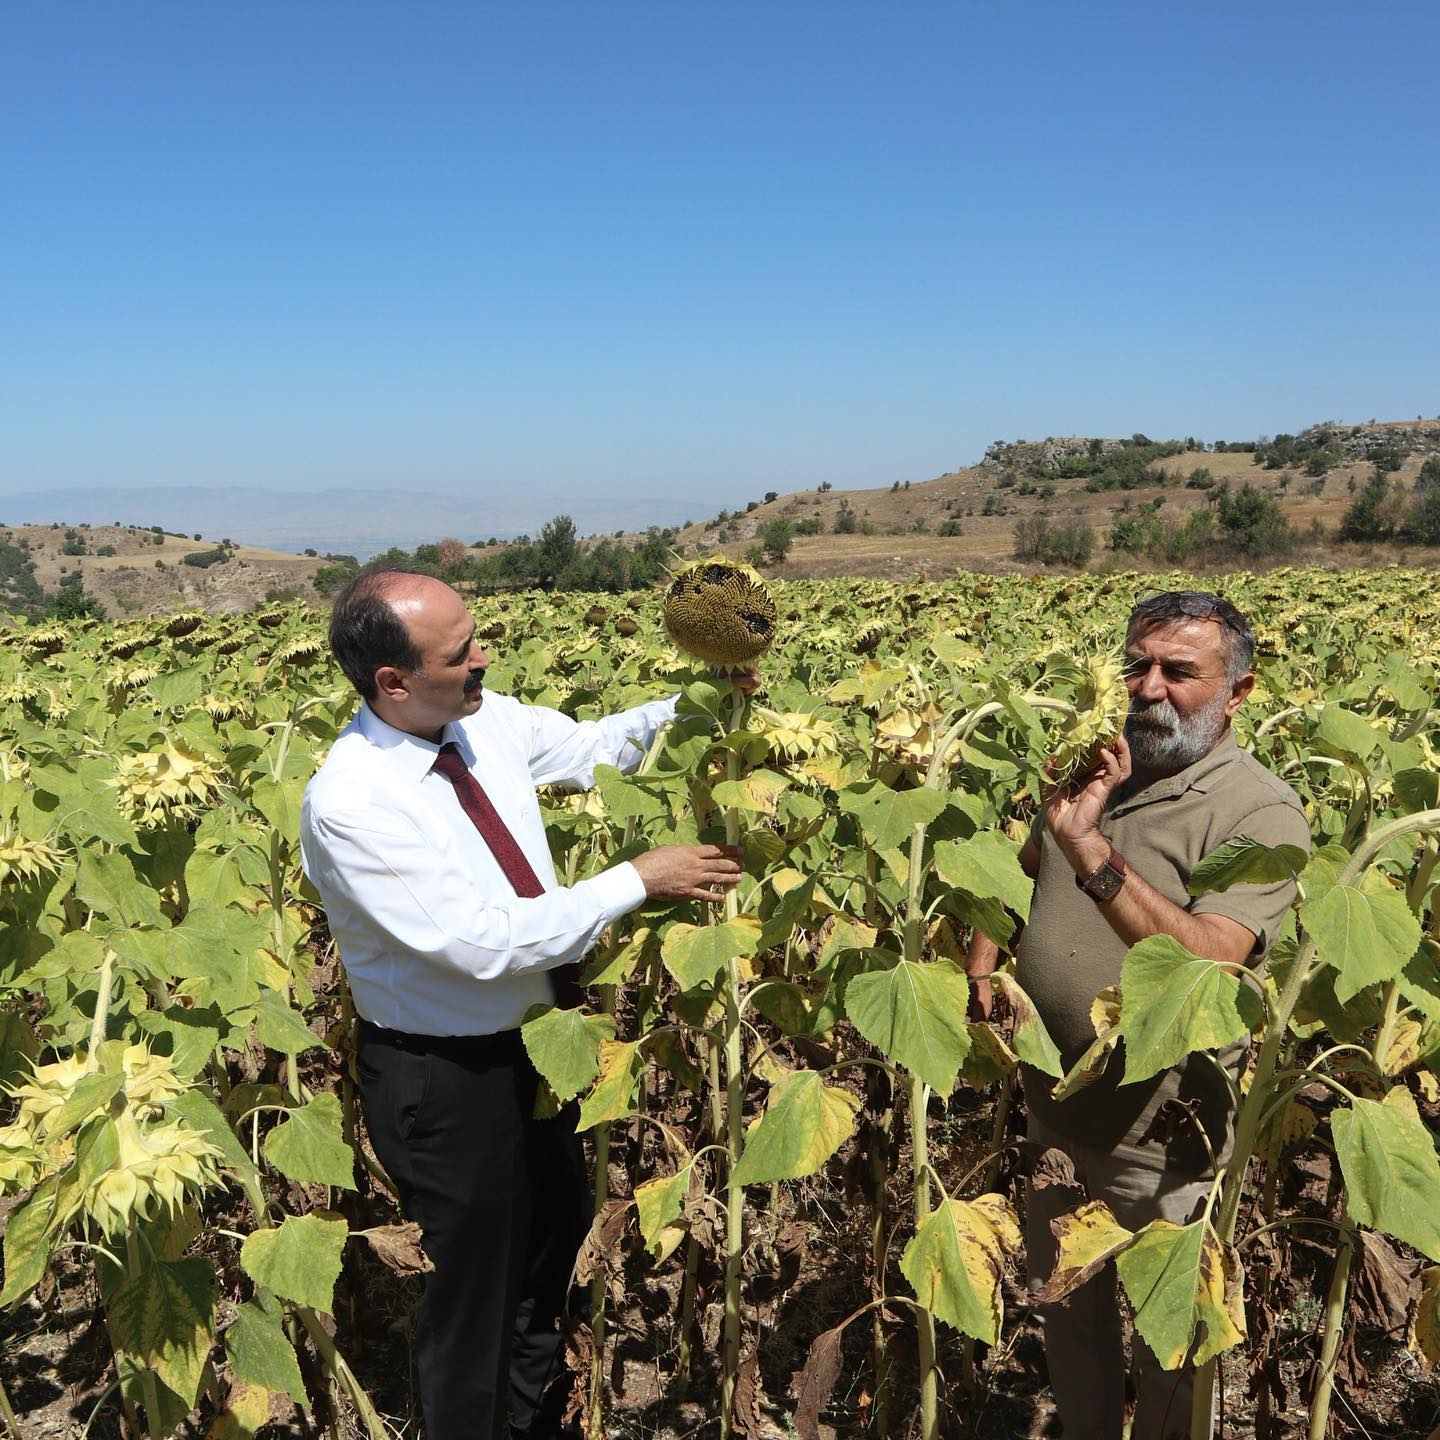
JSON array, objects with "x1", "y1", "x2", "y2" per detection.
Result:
[{"x1": 1024, "y1": 1113, "x2": 1216, "y2": 1440}]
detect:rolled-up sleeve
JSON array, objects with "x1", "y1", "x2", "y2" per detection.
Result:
[
  {"x1": 523, "y1": 695, "x2": 679, "y2": 788},
  {"x1": 302, "y1": 807, "x2": 646, "y2": 982},
  {"x1": 1189, "y1": 802, "x2": 1312, "y2": 957}
]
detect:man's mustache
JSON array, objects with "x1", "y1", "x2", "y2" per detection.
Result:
[
  {"x1": 1126, "y1": 698, "x2": 1178, "y2": 731},
  {"x1": 464, "y1": 670, "x2": 486, "y2": 696}
]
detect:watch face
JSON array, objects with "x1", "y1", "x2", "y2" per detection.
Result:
[{"x1": 1086, "y1": 862, "x2": 1125, "y2": 901}]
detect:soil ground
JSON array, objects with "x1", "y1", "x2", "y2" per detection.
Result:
[{"x1": 6, "y1": 1076, "x2": 1438, "y2": 1440}]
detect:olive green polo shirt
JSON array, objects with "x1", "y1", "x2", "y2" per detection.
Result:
[{"x1": 1014, "y1": 731, "x2": 1310, "y2": 1174}]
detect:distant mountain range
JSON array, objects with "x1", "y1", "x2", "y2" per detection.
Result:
[{"x1": 0, "y1": 485, "x2": 694, "y2": 559}]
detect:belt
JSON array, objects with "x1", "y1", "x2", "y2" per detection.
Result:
[{"x1": 356, "y1": 1018, "x2": 526, "y2": 1063}]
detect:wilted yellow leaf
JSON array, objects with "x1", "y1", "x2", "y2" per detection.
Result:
[
  {"x1": 1410, "y1": 1266, "x2": 1440, "y2": 1367},
  {"x1": 900, "y1": 1193, "x2": 1022, "y2": 1344},
  {"x1": 1036, "y1": 1199, "x2": 1135, "y2": 1303}
]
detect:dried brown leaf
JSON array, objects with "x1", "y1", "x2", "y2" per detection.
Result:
[
  {"x1": 735, "y1": 1351, "x2": 785, "y2": 1439},
  {"x1": 357, "y1": 1221, "x2": 433, "y2": 1276},
  {"x1": 1135, "y1": 1097, "x2": 1206, "y2": 1152},
  {"x1": 1027, "y1": 1145, "x2": 1081, "y2": 1195},
  {"x1": 573, "y1": 1197, "x2": 631, "y2": 1288},
  {"x1": 774, "y1": 1219, "x2": 809, "y2": 1257},
  {"x1": 790, "y1": 1323, "x2": 844, "y2": 1440},
  {"x1": 560, "y1": 1321, "x2": 592, "y2": 1436},
  {"x1": 1353, "y1": 1229, "x2": 1419, "y2": 1335}
]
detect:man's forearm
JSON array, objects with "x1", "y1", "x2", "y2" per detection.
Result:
[
  {"x1": 1098, "y1": 866, "x2": 1252, "y2": 964},
  {"x1": 1062, "y1": 832, "x2": 1254, "y2": 968}
]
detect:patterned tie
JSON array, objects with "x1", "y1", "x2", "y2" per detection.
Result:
[{"x1": 431, "y1": 742, "x2": 584, "y2": 1010}]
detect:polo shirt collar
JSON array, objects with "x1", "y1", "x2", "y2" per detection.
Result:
[
  {"x1": 1108, "y1": 730, "x2": 1240, "y2": 818},
  {"x1": 357, "y1": 703, "x2": 478, "y2": 783}
]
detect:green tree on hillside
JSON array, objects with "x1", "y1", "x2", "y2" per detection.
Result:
[
  {"x1": 1214, "y1": 482, "x2": 1293, "y2": 556},
  {"x1": 536, "y1": 515, "x2": 579, "y2": 584},
  {"x1": 45, "y1": 585, "x2": 106, "y2": 621},
  {"x1": 758, "y1": 518, "x2": 794, "y2": 563},
  {"x1": 1338, "y1": 476, "x2": 1403, "y2": 543}
]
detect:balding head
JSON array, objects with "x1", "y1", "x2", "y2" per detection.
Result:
[{"x1": 329, "y1": 566, "x2": 438, "y2": 700}]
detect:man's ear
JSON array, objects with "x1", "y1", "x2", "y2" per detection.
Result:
[
  {"x1": 1224, "y1": 671, "x2": 1255, "y2": 719},
  {"x1": 374, "y1": 665, "x2": 410, "y2": 702}
]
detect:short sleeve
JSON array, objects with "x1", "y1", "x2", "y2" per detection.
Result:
[{"x1": 1188, "y1": 801, "x2": 1311, "y2": 957}]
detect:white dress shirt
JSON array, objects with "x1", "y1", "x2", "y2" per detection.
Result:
[{"x1": 300, "y1": 690, "x2": 678, "y2": 1036}]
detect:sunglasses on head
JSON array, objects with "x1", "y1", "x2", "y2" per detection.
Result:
[{"x1": 1131, "y1": 589, "x2": 1249, "y2": 637}]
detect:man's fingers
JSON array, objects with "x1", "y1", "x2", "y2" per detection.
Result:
[{"x1": 690, "y1": 872, "x2": 740, "y2": 892}]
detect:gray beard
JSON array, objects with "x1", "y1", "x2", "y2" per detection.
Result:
[{"x1": 1124, "y1": 689, "x2": 1230, "y2": 773}]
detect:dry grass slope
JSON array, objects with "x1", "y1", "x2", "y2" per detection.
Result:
[
  {"x1": 0, "y1": 522, "x2": 327, "y2": 617},
  {"x1": 670, "y1": 419, "x2": 1440, "y2": 580}
]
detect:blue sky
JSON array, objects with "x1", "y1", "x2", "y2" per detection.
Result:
[{"x1": 3, "y1": 1, "x2": 1437, "y2": 530}]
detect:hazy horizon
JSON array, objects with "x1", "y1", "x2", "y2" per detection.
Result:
[{"x1": 4, "y1": 2, "x2": 1438, "y2": 521}]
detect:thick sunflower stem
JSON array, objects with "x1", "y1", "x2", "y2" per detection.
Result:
[
  {"x1": 0, "y1": 1371, "x2": 24, "y2": 1440},
  {"x1": 911, "y1": 1075, "x2": 938, "y2": 1440},
  {"x1": 587, "y1": 988, "x2": 618, "y2": 1440},
  {"x1": 904, "y1": 800, "x2": 941, "y2": 1440},
  {"x1": 675, "y1": 1230, "x2": 702, "y2": 1393},
  {"x1": 1308, "y1": 1223, "x2": 1355, "y2": 1440},
  {"x1": 867, "y1": 1068, "x2": 896, "y2": 1439},
  {"x1": 86, "y1": 948, "x2": 116, "y2": 1064},
  {"x1": 124, "y1": 1231, "x2": 163, "y2": 1433},
  {"x1": 719, "y1": 683, "x2": 749, "y2": 1440},
  {"x1": 586, "y1": 735, "x2": 664, "y2": 1440},
  {"x1": 1310, "y1": 971, "x2": 1402, "y2": 1440},
  {"x1": 296, "y1": 1307, "x2": 392, "y2": 1440}
]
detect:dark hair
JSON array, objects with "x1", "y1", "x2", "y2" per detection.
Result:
[
  {"x1": 1127, "y1": 589, "x2": 1255, "y2": 681},
  {"x1": 328, "y1": 567, "x2": 428, "y2": 700}
]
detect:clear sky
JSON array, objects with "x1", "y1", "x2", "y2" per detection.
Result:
[{"x1": 3, "y1": 1, "x2": 1437, "y2": 527}]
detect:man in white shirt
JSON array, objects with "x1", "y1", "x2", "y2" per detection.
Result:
[{"x1": 300, "y1": 569, "x2": 747, "y2": 1440}]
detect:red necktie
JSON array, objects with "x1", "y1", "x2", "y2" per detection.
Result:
[{"x1": 432, "y1": 742, "x2": 584, "y2": 1010}]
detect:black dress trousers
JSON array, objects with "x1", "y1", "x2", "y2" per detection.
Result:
[{"x1": 356, "y1": 1022, "x2": 589, "y2": 1440}]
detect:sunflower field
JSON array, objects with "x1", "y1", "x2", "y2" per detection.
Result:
[{"x1": 2, "y1": 568, "x2": 1440, "y2": 1440}]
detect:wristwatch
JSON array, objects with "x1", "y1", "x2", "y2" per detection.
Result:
[{"x1": 1076, "y1": 846, "x2": 1127, "y2": 902}]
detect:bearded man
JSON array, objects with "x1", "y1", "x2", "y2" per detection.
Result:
[{"x1": 966, "y1": 590, "x2": 1309, "y2": 1440}]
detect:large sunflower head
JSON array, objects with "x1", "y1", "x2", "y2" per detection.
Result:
[
  {"x1": 662, "y1": 559, "x2": 777, "y2": 666},
  {"x1": 111, "y1": 741, "x2": 224, "y2": 824},
  {"x1": 1046, "y1": 650, "x2": 1131, "y2": 792}
]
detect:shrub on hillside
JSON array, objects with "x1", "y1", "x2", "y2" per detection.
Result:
[
  {"x1": 758, "y1": 518, "x2": 794, "y2": 563},
  {"x1": 1213, "y1": 482, "x2": 1295, "y2": 557},
  {"x1": 182, "y1": 547, "x2": 229, "y2": 569},
  {"x1": 1403, "y1": 486, "x2": 1440, "y2": 545},
  {"x1": 1108, "y1": 484, "x2": 1290, "y2": 561},
  {"x1": 1338, "y1": 476, "x2": 1405, "y2": 543},
  {"x1": 314, "y1": 561, "x2": 360, "y2": 596},
  {"x1": 46, "y1": 585, "x2": 105, "y2": 621},
  {"x1": 1013, "y1": 515, "x2": 1094, "y2": 566}
]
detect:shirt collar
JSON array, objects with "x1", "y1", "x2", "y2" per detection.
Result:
[
  {"x1": 356, "y1": 703, "x2": 478, "y2": 783},
  {"x1": 1108, "y1": 729, "x2": 1240, "y2": 818}
]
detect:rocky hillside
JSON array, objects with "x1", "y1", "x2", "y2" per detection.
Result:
[
  {"x1": 669, "y1": 418, "x2": 1440, "y2": 578},
  {"x1": 0, "y1": 521, "x2": 329, "y2": 619}
]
